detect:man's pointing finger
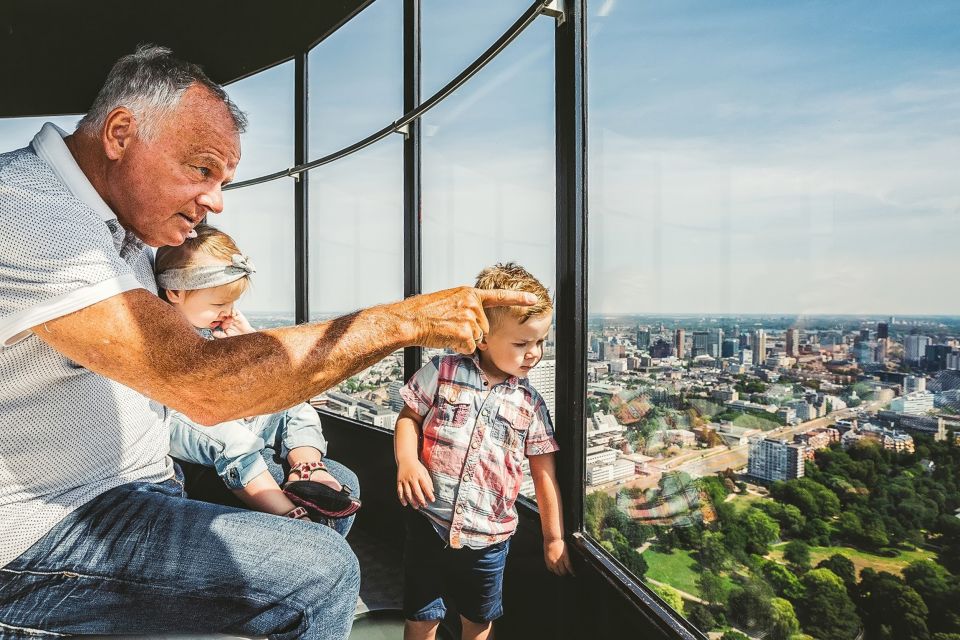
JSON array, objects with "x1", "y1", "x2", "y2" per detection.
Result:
[{"x1": 476, "y1": 289, "x2": 537, "y2": 308}]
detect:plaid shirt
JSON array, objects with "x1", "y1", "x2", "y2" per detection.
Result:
[{"x1": 400, "y1": 354, "x2": 559, "y2": 549}]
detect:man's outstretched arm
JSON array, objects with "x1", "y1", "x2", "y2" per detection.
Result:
[{"x1": 37, "y1": 286, "x2": 533, "y2": 425}]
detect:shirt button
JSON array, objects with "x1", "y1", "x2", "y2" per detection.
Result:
[
  {"x1": 456, "y1": 505, "x2": 464, "y2": 514},
  {"x1": 472, "y1": 441, "x2": 480, "y2": 449}
]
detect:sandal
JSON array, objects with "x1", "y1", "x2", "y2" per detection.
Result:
[{"x1": 282, "y1": 461, "x2": 362, "y2": 520}]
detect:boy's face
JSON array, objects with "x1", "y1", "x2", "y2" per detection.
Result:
[
  {"x1": 166, "y1": 283, "x2": 241, "y2": 330},
  {"x1": 478, "y1": 311, "x2": 552, "y2": 380}
]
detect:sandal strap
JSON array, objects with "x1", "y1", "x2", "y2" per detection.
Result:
[
  {"x1": 289, "y1": 461, "x2": 328, "y2": 479},
  {"x1": 284, "y1": 506, "x2": 309, "y2": 520}
]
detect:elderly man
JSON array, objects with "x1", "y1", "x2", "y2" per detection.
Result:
[{"x1": 0, "y1": 45, "x2": 532, "y2": 638}]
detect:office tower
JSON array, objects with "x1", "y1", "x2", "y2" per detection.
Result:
[
  {"x1": 786, "y1": 328, "x2": 799, "y2": 357},
  {"x1": 692, "y1": 331, "x2": 709, "y2": 358},
  {"x1": 636, "y1": 328, "x2": 651, "y2": 350},
  {"x1": 650, "y1": 339, "x2": 673, "y2": 359},
  {"x1": 752, "y1": 329, "x2": 767, "y2": 366},
  {"x1": 877, "y1": 322, "x2": 889, "y2": 340},
  {"x1": 905, "y1": 335, "x2": 931, "y2": 364},
  {"x1": 709, "y1": 328, "x2": 724, "y2": 358},
  {"x1": 675, "y1": 329, "x2": 685, "y2": 359},
  {"x1": 722, "y1": 338, "x2": 739, "y2": 358},
  {"x1": 925, "y1": 345, "x2": 956, "y2": 372},
  {"x1": 859, "y1": 329, "x2": 871, "y2": 342}
]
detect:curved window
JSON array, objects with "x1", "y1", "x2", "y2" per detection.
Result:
[{"x1": 587, "y1": 2, "x2": 960, "y2": 638}]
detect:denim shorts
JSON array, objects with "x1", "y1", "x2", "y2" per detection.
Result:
[{"x1": 402, "y1": 509, "x2": 511, "y2": 624}]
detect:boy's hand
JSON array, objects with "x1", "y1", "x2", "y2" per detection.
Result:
[
  {"x1": 397, "y1": 460, "x2": 435, "y2": 509},
  {"x1": 543, "y1": 538, "x2": 574, "y2": 576}
]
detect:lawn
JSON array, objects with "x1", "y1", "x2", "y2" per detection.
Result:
[
  {"x1": 768, "y1": 544, "x2": 936, "y2": 577},
  {"x1": 642, "y1": 548, "x2": 702, "y2": 596},
  {"x1": 727, "y1": 492, "x2": 763, "y2": 514}
]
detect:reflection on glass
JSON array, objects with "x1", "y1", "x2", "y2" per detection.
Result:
[
  {"x1": 587, "y1": 2, "x2": 960, "y2": 637},
  {"x1": 308, "y1": 0, "x2": 401, "y2": 159},
  {"x1": 422, "y1": 9, "x2": 556, "y2": 498}
]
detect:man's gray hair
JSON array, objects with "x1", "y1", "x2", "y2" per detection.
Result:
[{"x1": 77, "y1": 44, "x2": 248, "y2": 140}]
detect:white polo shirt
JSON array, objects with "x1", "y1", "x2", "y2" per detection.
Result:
[{"x1": 0, "y1": 124, "x2": 172, "y2": 569}]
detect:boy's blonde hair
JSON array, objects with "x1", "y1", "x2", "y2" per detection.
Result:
[
  {"x1": 475, "y1": 262, "x2": 552, "y2": 329},
  {"x1": 154, "y1": 223, "x2": 250, "y2": 301}
]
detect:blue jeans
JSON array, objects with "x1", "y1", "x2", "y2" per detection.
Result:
[
  {"x1": 169, "y1": 403, "x2": 328, "y2": 490},
  {"x1": 0, "y1": 467, "x2": 359, "y2": 639}
]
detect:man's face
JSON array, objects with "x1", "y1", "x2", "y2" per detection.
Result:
[{"x1": 105, "y1": 85, "x2": 241, "y2": 247}]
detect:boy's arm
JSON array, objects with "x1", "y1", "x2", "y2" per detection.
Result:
[
  {"x1": 394, "y1": 405, "x2": 435, "y2": 508},
  {"x1": 529, "y1": 452, "x2": 574, "y2": 576}
]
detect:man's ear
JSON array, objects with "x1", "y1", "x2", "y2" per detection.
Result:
[
  {"x1": 165, "y1": 289, "x2": 186, "y2": 304},
  {"x1": 102, "y1": 107, "x2": 138, "y2": 161}
]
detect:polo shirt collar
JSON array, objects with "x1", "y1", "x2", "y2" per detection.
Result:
[{"x1": 32, "y1": 122, "x2": 117, "y2": 223}]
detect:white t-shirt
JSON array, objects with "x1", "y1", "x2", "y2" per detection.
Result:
[{"x1": 0, "y1": 124, "x2": 172, "y2": 568}]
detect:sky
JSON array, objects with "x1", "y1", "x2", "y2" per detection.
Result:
[{"x1": 1, "y1": 0, "x2": 957, "y2": 316}]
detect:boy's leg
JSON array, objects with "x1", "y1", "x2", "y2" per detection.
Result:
[
  {"x1": 405, "y1": 620, "x2": 441, "y2": 640},
  {"x1": 0, "y1": 478, "x2": 359, "y2": 639},
  {"x1": 460, "y1": 618, "x2": 494, "y2": 640}
]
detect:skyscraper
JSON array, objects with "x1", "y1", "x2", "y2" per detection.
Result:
[
  {"x1": 905, "y1": 334, "x2": 931, "y2": 364},
  {"x1": 692, "y1": 331, "x2": 709, "y2": 358},
  {"x1": 752, "y1": 329, "x2": 767, "y2": 366},
  {"x1": 675, "y1": 329, "x2": 686, "y2": 359},
  {"x1": 709, "y1": 328, "x2": 724, "y2": 358},
  {"x1": 877, "y1": 322, "x2": 889, "y2": 340},
  {"x1": 786, "y1": 328, "x2": 799, "y2": 357},
  {"x1": 636, "y1": 328, "x2": 651, "y2": 351},
  {"x1": 527, "y1": 358, "x2": 556, "y2": 418}
]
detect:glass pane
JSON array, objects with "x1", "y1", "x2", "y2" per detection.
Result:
[
  {"x1": 422, "y1": 8, "x2": 556, "y2": 499},
  {"x1": 587, "y1": 2, "x2": 960, "y2": 637},
  {"x1": 219, "y1": 179, "x2": 296, "y2": 326},
  {"x1": 308, "y1": 0, "x2": 402, "y2": 159},
  {"x1": 308, "y1": 141, "x2": 405, "y2": 431},
  {"x1": 226, "y1": 62, "x2": 294, "y2": 184},
  {"x1": 422, "y1": 0, "x2": 527, "y2": 97},
  {"x1": 306, "y1": 0, "x2": 405, "y2": 429},
  {"x1": 0, "y1": 115, "x2": 81, "y2": 151}
]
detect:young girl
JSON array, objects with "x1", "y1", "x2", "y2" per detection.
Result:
[{"x1": 155, "y1": 223, "x2": 360, "y2": 525}]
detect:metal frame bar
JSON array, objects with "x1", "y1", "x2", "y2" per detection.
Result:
[
  {"x1": 554, "y1": 0, "x2": 588, "y2": 536},
  {"x1": 294, "y1": 51, "x2": 309, "y2": 325},
  {"x1": 403, "y1": 0, "x2": 422, "y2": 380},
  {"x1": 225, "y1": 0, "x2": 552, "y2": 192}
]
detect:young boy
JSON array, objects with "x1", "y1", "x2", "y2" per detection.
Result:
[{"x1": 396, "y1": 263, "x2": 573, "y2": 640}]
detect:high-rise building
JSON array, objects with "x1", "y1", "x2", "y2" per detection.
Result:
[
  {"x1": 905, "y1": 335, "x2": 931, "y2": 364},
  {"x1": 650, "y1": 339, "x2": 673, "y2": 359},
  {"x1": 722, "y1": 338, "x2": 739, "y2": 358},
  {"x1": 527, "y1": 358, "x2": 556, "y2": 419},
  {"x1": 786, "y1": 328, "x2": 799, "y2": 357},
  {"x1": 692, "y1": 331, "x2": 709, "y2": 358},
  {"x1": 739, "y1": 349, "x2": 753, "y2": 365},
  {"x1": 877, "y1": 322, "x2": 889, "y2": 340},
  {"x1": 675, "y1": 329, "x2": 686, "y2": 359},
  {"x1": 752, "y1": 329, "x2": 767, "y2": 366},
  {"x1": 925, "y1": 345, "x2": 958, "y2": 372},
  {"x1": 748, "y1": 438, "x2": 806, "y2": 482},
  {"x1": 636, "y1": 328, "x2": 651, "y2": 351},
  {"x1": 859, "y1": 329, "x2": 872, "y2": 342},
  {"x1": 709, "y1": 328, "x2": 724, "y2": 358}
]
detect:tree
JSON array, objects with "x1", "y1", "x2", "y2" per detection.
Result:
[
  {"x1": 769, "y1": 597, "x2": 800, "y2": 640},
  {"x1": 649, "y1": 583, "x2": 683, "y2": 613},
  {"x1": 728, "y1": 578, "x2": 774, "y2": 630},
  {"x1": 798, "y1": 568, "x2": 861, "y2": 640},
  {"x1": 720, "y1": 632, "x2": 750, "y2": 640},
  {"x1": 698, "y1": 530, "x2": 730, "y2": 572},
  {"x1": 761, "y1": 559, "x2": 805, "y2": 600},
  {"x1": 816, "y1": 554, "x2": 856, "y2": 592},
  {"x1": 740, "y1": 508, "x2": 780, "y2": 555},
  {"x1": 685, "y1": 602, "x2": 717, "y2": 634},
  {"x1": 697, "y1": 570, "x2": 728, "y2": 606},
  {"x1": 903, "y1": 560, "x2": 960, "y2": 634},
  {"x1": 858, "y1": 569, "x2": 930, "y2": 640},
  {"x1": 784, "y1": 540, "x2": 812, "y2": 573}
]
